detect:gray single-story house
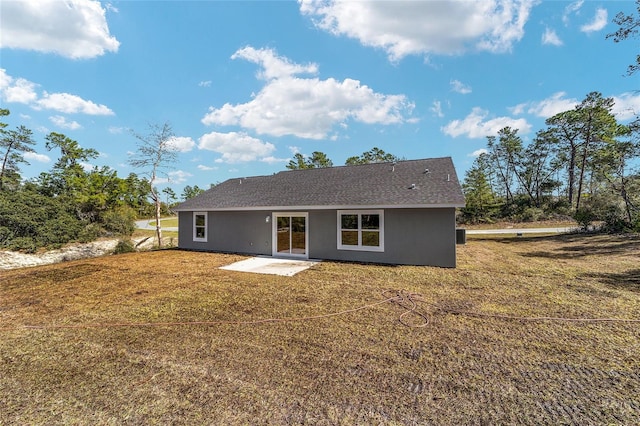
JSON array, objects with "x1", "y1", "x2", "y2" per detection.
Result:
[{"x1": 173, "y1": 157, "x2": 465, "y2": 267}]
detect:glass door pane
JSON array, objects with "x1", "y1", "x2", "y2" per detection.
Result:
[
  {"x1": 291, "y1": 216, "x2": 306, "y2": 254},
  {"x1": 276, "y1": 216, "x2": 290, "y2": 254}
]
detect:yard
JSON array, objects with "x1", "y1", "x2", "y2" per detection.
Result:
[{"x1": 1, "y1": 234, "x2": 639, "y2": 424}]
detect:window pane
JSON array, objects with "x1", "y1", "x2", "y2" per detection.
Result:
[
  {"x1": 362, "y1": 231, "x2": 379, "y2": 247},
  {"x1": 341, "y1": 230, "x2": 358, "y2": 246},
  {"x1": 195, "y1": 227, "x2": 205, "y2": 239},
  {"x1": 361, "y1": 214, "x2": 379, "y2": 229},
  {"x1": 195, "y1": 214, "x2": 205, "y2": 227},
  {"x1": 341, "y1": 214, "x2": 358, "y2": 229}
]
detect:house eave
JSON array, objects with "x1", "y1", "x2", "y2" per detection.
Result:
[{"x1": 173, "y1": 203, "x2": 465, "y2": 212}]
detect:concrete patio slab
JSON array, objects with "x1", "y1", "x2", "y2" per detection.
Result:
[{"x1": 219, "y1": 256, "x2": 320, "y2": 276}]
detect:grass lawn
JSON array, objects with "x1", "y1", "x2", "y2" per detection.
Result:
[
  {"x1": 1, "y1": 234, "x2": 639, "y2": 424},
  {"x1": 462, "y1": 219, "x2": 577, "y2": 230},
  {"x1": 146, "y1": 217, "x2": 179, "y2": 228}
]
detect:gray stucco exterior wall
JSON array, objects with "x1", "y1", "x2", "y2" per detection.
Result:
[
  {"x1": 309, "y1": 208, "x2": 457, "y2": 267},
  {"x1": 179, "y1": 208, "x2": 457, "y2": 267},
  {"x1": 178, "y1": 210, "x2": 272, "y2": 256}
]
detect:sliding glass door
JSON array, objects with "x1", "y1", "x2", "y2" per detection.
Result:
[{"x1": 273, "y1": 213, "x2": 308, "y2": 258}]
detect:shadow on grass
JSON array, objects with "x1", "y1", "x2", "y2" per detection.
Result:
[
  {"x1": 480, "y1": 233, "x2": 640, "y2": 259},
  {"x1": 19, "y1": 263, "x2": 109, "y2": 284},
  {"x1": 582, "y1": 269, "x2": 640, "y2": 293}
]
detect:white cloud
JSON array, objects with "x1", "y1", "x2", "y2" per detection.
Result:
[
  {"x1": 36, "y1": 92, "x2": 114, "y2": 115},
  {"x1": 167, "y1": 136, "x2": 195, "y2": 153},
  {"x1": 509, "y1": 103, "x2": 527, "y2": 115},
  {"x1": 0, "y1": 69, "x2": 9, "y2": 89},
  {"x1": 198, "y1": 131, "x2": 276, "y2": 163},
  {"x1": 450, "y1": 79, "x2": 472, "y2": 94},
  {"x1": 442, "y1": 107, "x2": 531, "y2": 138},
  {"x1": 580, "y1": 8, "x2": 608, "y2": 33},
  {"x1": 1, "y1": 70, "x2": 116, "y2": 116},
  {"x1": 231, "y1": 46, "x2": 318, "y2": 80},
  {"x1": 156, "y1": 170, "x2": 193, "y2": 185},
  {"x1": 511, "y1": 92, "x2": 578, "y2": 118},
  {"x1": 0, "y1": 70, "x2": 39, "y2": 104},
  {"x1": 261, "y1": 156, "x2": 289, "y2": 164},
  {"x1": 197, "y1": 164, "x2": 217, "y2": 171},
  {"x1": 105, "y1": 3, "x2": 119, "y2": 13},
  {"x1": 198, "y1": 80, "x2": 212, "y2": 87},
  {"x1": 288, "y1": 146, "x2": 301, "y2": 154},
  {"x1": 23, "y1": 152, "x2": 51, "y2": 163},
  {"x1": 169, "y1": 170, "x2": 192, "y2": 184},
  {"x1": 0, "y1": 0, "x2": 120, "y2": 59},
  {"x1": 612, "y1": 92, "x2": 640, "y2": 121},
  {"x1": 202, "y1": 46, "x2": 413, "y2": 139},
  {"x1": 563, "y1": 0, "x2": 584, "y2": 25},
  {"x1": 108, "y1": 126, "x2": 124, "y2": 134},
  {"x1": 542, "y1": 28, "x2": 563, "y2": 46},
  {"x1": 49, "y1": 115, "x2": 82, "y2": 130},
  {"x1": 430, "y1": 100, "x2": 444, "y2": 118},
  {"x1": 299, "y1": 0, "x2": 536, "y2": 61},
  {"x1": 469, "y1": 148, "x2": 488, "y2": 157}
]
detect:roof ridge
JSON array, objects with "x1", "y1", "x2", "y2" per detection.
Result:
[{"x1": 276, "y1": 156, "x2": 452, "y2": 175}]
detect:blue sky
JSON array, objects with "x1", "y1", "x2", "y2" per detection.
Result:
[{"x1": 1, "y1": 0, "x2": 638, "y2": 193}]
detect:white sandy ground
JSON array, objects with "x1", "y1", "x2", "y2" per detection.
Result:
[{"x1": 0, "y1": 238, "x2": 157, "y2": 271}]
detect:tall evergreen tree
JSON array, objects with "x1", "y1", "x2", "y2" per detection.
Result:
[
  {"x1": 0, "y1": 110, "x2": 36, "y2": 190},
  {"x1": 286, "y1": 151, "x2": 333, "y2": 169},
  {"x1": 545, "y1": 92, "x2": 622, "y2": 211},
  {"x1": 461, "y1": 153, "x2": 497, "y2": 223},
  {"x1": 345, "y1": 147, "x2": 399, "y2": 165},
  {"x1": 486, "y1": 127, "x2": 523, "y2": 203}
]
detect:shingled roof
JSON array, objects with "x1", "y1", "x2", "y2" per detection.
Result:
[{"x1": 174, "y1": 157, "x2": 465, "y2": 211}]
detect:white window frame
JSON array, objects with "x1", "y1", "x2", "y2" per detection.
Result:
[
  {"x1": 337, "y1": 210, "x2": 384, "y2": 252},
  {"x1": 193, "y1": 212, "x2": 208, "y2": 242}
]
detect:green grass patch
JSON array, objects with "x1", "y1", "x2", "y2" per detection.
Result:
[{"x1": 146, "y1": 217, "x2": 178, "y2": 228}]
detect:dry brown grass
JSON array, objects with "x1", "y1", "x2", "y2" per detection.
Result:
[{"x1": 1, "y1": 234, "x2": 639, "y2": 425}]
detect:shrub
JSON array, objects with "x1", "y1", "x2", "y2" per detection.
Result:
[
  {"x1": 520, "y1": 207, "x2": 545, "y2": 222},
  {"x1": 113, "y1": 239, "x2": 136, "y2": 254},
  {"x1": 101, "y1": 206, "x2": 136, "y2": 236},
  {"x1": 6, "y1": 237, "x2": 37, "y2": 253},
  {"x1": 0, "y1": 189, "x2": 86, "y2": 250},
  {"x1": 599, "y1": 207, "x2": 635, "y2": 233},
  {"x1": 78, "y1": 223, "x2": 103, "y2": 243},
  {"x1": 574, "y1": 208, "x2": 596, "y2": 231},
  {"x1": 37, "y1": 215, "x2": 84, "y2": 248}
]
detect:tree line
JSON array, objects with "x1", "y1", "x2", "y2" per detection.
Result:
[
  {"x1": 0, "y1": 111, "x2": 205, "y2": 252},
  {"x1": 462, "y1": 4, "x2": 640, "y2": 230},
  {"x1": 461, "y1": 92, "x2": 639, "y2": 231},
  {"x1": 286, "y1": 147, "x2": 401, "y2": 169}
]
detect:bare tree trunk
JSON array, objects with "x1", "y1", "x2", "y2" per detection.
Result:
[
  {"x1": 0, "y1": 142, "x2": 14, "y2": 191},
  {"x1": 151, "y1": 187, "x2": 163, "y2": 248},
  {"x1": 568, "y1": 145, "x2": 576, "y2": 209}
]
